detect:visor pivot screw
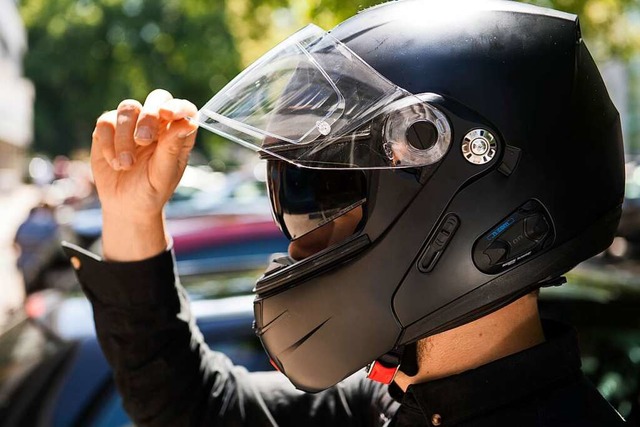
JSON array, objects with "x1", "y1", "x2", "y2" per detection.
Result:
[
  {"x1": 316, "y1": 121, "x2": 331, "y2": 136},
  {"x1": 462, "y1": 129, "x2": 497, "y2": 165},
  {"x1": 471, "y1": 138, "x2": 489, "y2": 155}
]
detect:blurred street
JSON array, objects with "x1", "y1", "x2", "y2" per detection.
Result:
[{"x1": 0, "y1": 184, "x2": 39, "y2": 331}]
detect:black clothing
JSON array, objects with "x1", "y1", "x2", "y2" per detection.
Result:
[{"x1": 64, "y1": 243, "x2": 626, "y2": 426}]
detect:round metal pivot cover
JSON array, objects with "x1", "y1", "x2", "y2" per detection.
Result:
[{"x1": 462, "y1": 129, "x2": 497, "y2": 165}]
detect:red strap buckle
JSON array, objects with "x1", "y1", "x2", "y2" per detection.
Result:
[{"x1": 366, "y1": 360, "x2": 401, "y2": 384}]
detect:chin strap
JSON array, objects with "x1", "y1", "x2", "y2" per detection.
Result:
[{"x1": 366, "y1": 347, "x2": 404, "y2": 384}]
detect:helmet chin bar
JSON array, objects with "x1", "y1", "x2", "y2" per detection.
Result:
[{"x1": 255, "y1": 234, "x2": 371, "y2": 297}]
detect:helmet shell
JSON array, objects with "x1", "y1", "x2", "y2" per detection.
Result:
[{"x1": 255, "y1": 0, "x2": 624, "y2": 392}]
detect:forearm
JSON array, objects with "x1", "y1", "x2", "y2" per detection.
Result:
[{"x1": 101, "y1": 212, "x2": 168, "y2": 261}]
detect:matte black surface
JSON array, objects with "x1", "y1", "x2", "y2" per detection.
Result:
[
  {"x1": 498, "y1": 145, "x2": 522, "y2": 177},
  {"x1": 418, "y1": 214, "x2": 460, "y2": 273},
  {"x1": 254, "y1": 0, "x2": 625, "y2": 392},
  {"x1": 472, "y1": 200, "x2": 553, "y2": 274}
]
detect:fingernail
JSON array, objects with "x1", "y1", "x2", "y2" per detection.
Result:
[
  {"x1": 178, "y1": 128, "x2": 197, "y2": 139},
  {"x1": 119, "y1": 152, "x2": 134, "y2": 168},
  {"x1": 110, "y1": 158, "x2": 121, "y2": 170},
  {"x1": 135, "y1": 126, "x2": 152, "y2": 141}
]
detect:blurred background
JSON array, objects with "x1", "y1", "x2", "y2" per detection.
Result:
[{"x1": 2, "y1": 0, "x2": 640, "y2": 425}]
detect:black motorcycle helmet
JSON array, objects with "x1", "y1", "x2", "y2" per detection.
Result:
[{"x1": 196, "y1": 0, "x2": 624, "y2": 392}]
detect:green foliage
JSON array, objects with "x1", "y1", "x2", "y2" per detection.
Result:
[
  {"x1": 523, "y1": 0, "x2": 640, "y2": 60},
  {"x1": 21, "y1": 0, "x2": 240, "y2": 156},
  {"x1": 227, "y1": 0, "x2": 640, "y2": 66},
  {"x1": 21, "y1": 0, "x2": 640, "y2": 157},
  {"x1": 224, "y1": 0, "x2": 382, "y2": 66}
]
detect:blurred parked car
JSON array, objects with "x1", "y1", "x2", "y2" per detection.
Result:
[
  {"x1": 169, "y1": 213, "x2": 288, "y2": 276},
  {"x1": 31, "y1": 214, "x2": 289, "y2": 293},
  {"x1": 37, "y1": 165, "x2": 289, "y2": 293},
  {"x1": 541, "y1": 265, "x2": 640, "y2": 423},
  {"x1": 0, "y1": 284, "x2": 269, "y2": 427},
  {"x1": 69, "y1": 166, "x2": 272, "y2": 247},
  {"x1": 612, "y1": 157, "x2": 640, "y2": 258}
]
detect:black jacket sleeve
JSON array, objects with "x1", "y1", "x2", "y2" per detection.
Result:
[{"x1": 62, "y1": 243, "x2": 398, "y2": 427}]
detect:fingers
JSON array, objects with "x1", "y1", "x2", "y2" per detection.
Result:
[
  {"x1": 150, "y1": 100, "x2": 198, "y2": 191},
  {"x1": 159, "y1": 98, "x2": 198, "y2": 122},
  {"x1": 164, "y1": 117, "x2": 198, "y2": 151},
  {"x1": 135, "y1": 89, "x2": 173, "y2": 146},
  {"x1": 115, "y1": 99, "x2": 142, "y2": 170},
  {"x1": 157, "y1": 99, "x2": 198, "y2": 157},
  {"x1": 92, "y1": 110, "x2": 117, "y2": 168},
  {"x1": 91, "y1": 93, "x2": 197, "y2": 177}
]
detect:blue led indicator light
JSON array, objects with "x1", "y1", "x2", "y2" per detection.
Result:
[{"x1": 487, "y1": 217, "x2": 516, "y2": 241}]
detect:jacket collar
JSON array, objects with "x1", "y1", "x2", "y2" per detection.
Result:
[{"x1": 391, "y1": 320, "x2": 583, "y2": 426}]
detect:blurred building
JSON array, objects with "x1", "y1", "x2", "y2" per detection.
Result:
[{"x1": 0, "y1": 0, "x2": 34, "y2": 192}]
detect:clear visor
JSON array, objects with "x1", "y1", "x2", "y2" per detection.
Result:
[{"x1": 195, "y1": 24, "x2": 448, "y2": 170}]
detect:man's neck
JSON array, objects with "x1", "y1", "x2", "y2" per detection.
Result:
[{"x1": 394, "y1": 292, "x2": 545, "y2": 392}]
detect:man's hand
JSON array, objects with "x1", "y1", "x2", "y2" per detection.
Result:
[{"x1": 91, "y1": 89, "x2": 198, "y2": 261}]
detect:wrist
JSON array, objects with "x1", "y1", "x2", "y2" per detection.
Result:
[{"x1": 102, "y1": 211, "x2": 169, "y2": 262}]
